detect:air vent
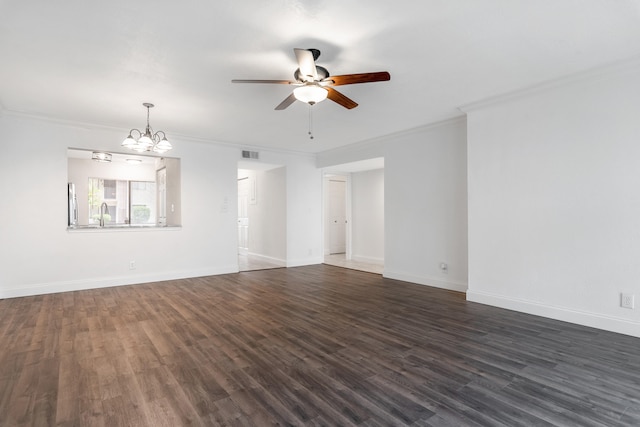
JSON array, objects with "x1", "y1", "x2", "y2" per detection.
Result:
[{"x1": 242, "y1": 150, "x2": 259, "y2": 159}]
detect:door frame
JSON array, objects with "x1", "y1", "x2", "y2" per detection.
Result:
[
  {"x1": 237, "y1": 175, "x2": 250, "y2": 256},
  {"x1": 322, "y1": 172, "x2": 352, "y2": 259}
]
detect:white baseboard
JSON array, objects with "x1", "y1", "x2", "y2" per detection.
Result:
[
  {"x1": 351, "y1": 255, "x2": 384, "y2": 264},
  {"x1": 0, "y1": 265, "x2": 239, "y2": 299},
  {"x1": 383, "y1": 270, "x2": 468, "y2": 293},
  {"x1": 286, "y1": 257, "x2": 324, "y2": 268},
  {"x1": 247, "y1": 252, "x2": 286, "y2": 265},
  {"x1": 467, "y1": 290, "x2": 640, "y2": 339},
  {"x1": 246, "y1": 252, "x2": 323, "y2": 268}
]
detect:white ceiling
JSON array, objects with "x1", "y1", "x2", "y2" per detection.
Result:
[
  {"x1": 324, "y1": 157, "x2": 384, "y2": 174},
  {"x1": 2, "y1": 1, "x2": 640, "y2": 154}
]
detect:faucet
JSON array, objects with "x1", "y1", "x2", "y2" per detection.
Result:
[{"x1": 99, "y1": 202, "x2": 109, "y2": 227}]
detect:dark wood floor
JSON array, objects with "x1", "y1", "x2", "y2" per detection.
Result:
[{"x1": 1, "y1": 265, "x2": 639, "y2": 426}]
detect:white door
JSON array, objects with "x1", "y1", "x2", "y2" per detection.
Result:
[
  {"x1": 238, "y1": 177, "x2": 249, "y2": 255},
  {"x1": 328, "y1": 179, "x2": 346, "y2": 254}
]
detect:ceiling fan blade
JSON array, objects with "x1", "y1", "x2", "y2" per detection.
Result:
[
  {"x1": 326, "y1": 72, "x2": 391, "y2": 86},
  {"x1": 232, "y1": 79, "x2": 294, "y2": 84},
  {"x1": 275, "y1": 93, "x2": 297, "y2": 110},
  {"x1": 294, "y1": 48, "x2": 318, "y2": 81},
  {"x1": 326, "y1": 87, "x2": 358, "y2": 109}
]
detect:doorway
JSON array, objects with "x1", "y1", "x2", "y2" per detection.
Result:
[
  {"x1": 327, "y1": 178, "x2": 347, "y2": 255},
  {"x1": 237, "y1": 162, "x2": 287, "y2": 272},
  {"x1": 237, "y1": 176, "x2": 249, "y2": 255},
  {"x1": 323, "y1": 158, "x2": 385, "y2": 275}
]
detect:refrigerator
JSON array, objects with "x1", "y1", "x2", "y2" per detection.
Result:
[{"x1": 68, "y1": 182, "x2": 78, "y2": 227}]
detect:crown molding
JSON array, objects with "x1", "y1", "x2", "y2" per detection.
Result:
[
  {"x1": 1, "y1": 107, "x2": 317, "y2": 159},
  {"x1": 3, "y1": 102, "x2": 465, "y2": 161},
  {"x1": 379, "y1": 114, "x2": 467, "y2": 140},
  {"x1": 318, "y1": 113, "x2": 466, "y2": 160},
  {"x1": 2, "y1": 107, "x2": 135, "y2": 133},
  {"x1": 459, "y1": 54, "x2": 640, "y2": 113},
  {"x1": 167, "y1": 129, "x2": 317, "y2": 159}
]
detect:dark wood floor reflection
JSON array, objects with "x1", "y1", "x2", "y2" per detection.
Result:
[{"x1": 1, "y1": 265, "x2": 639, "y2": 426}]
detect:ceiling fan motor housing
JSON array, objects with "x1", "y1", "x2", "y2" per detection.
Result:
[{"x1": 294, "y1": 66, "x2": 329, "y2": 82}]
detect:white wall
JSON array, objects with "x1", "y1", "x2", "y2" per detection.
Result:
[
  {"x1": 238, "y1": 167, "x2": 287, "y2": 262},
  {"x1": 465, "y1": 65, "x2": 640, "y2": 337},
  {"x1": 157, "y1": 157, "x2": 181, "y2": 226},
  {"x1": 239, "y1": 150, "x2": 323, "y2": 267},
  {"x1": 351, "y1": 168, "x2": 384, "y2": 264},
  {"x1": 254, "y1": 166, "x2": 287, "y2": 261},
  {"x1": 384, "y1": 120, "x2": 468, "y2": 291},
  {"x1": 317, "y1": 118, "x2": 468, "y2": 292},
  {"x1": 0, "y1": 114, "x2": 321, "y2": 298}
]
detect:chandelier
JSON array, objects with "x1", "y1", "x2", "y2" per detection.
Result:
[{"x1": 121, "y1": 103, "x2": 172, "y2": 153}]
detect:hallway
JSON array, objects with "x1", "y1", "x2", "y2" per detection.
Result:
[
  {"x1": 323, "y1": 253, "x2": 383, "y2": 275},
  {"x1": 238, "y1": 253, "x2": 285, "y2": 272}
]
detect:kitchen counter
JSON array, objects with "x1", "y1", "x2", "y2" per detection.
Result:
[{"x1": 68, "y1": 224, "x2": 181, "y2": 233}]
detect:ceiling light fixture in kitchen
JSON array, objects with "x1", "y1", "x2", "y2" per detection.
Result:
[
  {"x1": 91, "y1": 151, "x2": 112, "y2": 162},
  {"x1": 121, "y1": 103, "x2": 172, "y2": 154}
]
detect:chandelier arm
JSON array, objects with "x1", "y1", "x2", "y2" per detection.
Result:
[{"x1": 154, "y1": 130, "x2": 168, "y2": 143}]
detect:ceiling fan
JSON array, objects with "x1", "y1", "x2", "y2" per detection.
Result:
[{"x1": 232, "y1": 48, "x2": 390, "y2": 110}]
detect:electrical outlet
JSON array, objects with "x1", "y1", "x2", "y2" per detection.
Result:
[
  {"x1": 439, "y1": 262, "x2": 448, "y2": 273},
  {"x1": 621, "y1": 293, "x2": 635, "y2": 309},
  {"x1": 129, "y1": 260, "x2": 136, "y2": 270}
]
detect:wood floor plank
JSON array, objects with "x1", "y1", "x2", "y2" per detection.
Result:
[{"x1": 0, "y1": 264, "x2": 639, "y2": 426}]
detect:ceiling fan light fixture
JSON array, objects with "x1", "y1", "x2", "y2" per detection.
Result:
[
  {"x1": 231, "y1": 48, "x2": 390, "y2": 111},
  {"x1": 293, "y1": 85, "x2": 328, "y2": 105}
]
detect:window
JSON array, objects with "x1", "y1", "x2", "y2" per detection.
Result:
[
  {"x1": 131, "y1": 181, "x2": 156, "y2": 224},
  {"x1": 68, "y1": 148, "x2": 181, "y2": 228},
  {"x1": 88, "y1": 178, "x2": 156, "y2": 225}
]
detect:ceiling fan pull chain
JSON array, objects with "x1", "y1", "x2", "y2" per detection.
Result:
[{"x1": 308, "y1": 105, "x2": 314, "y2": 140}]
